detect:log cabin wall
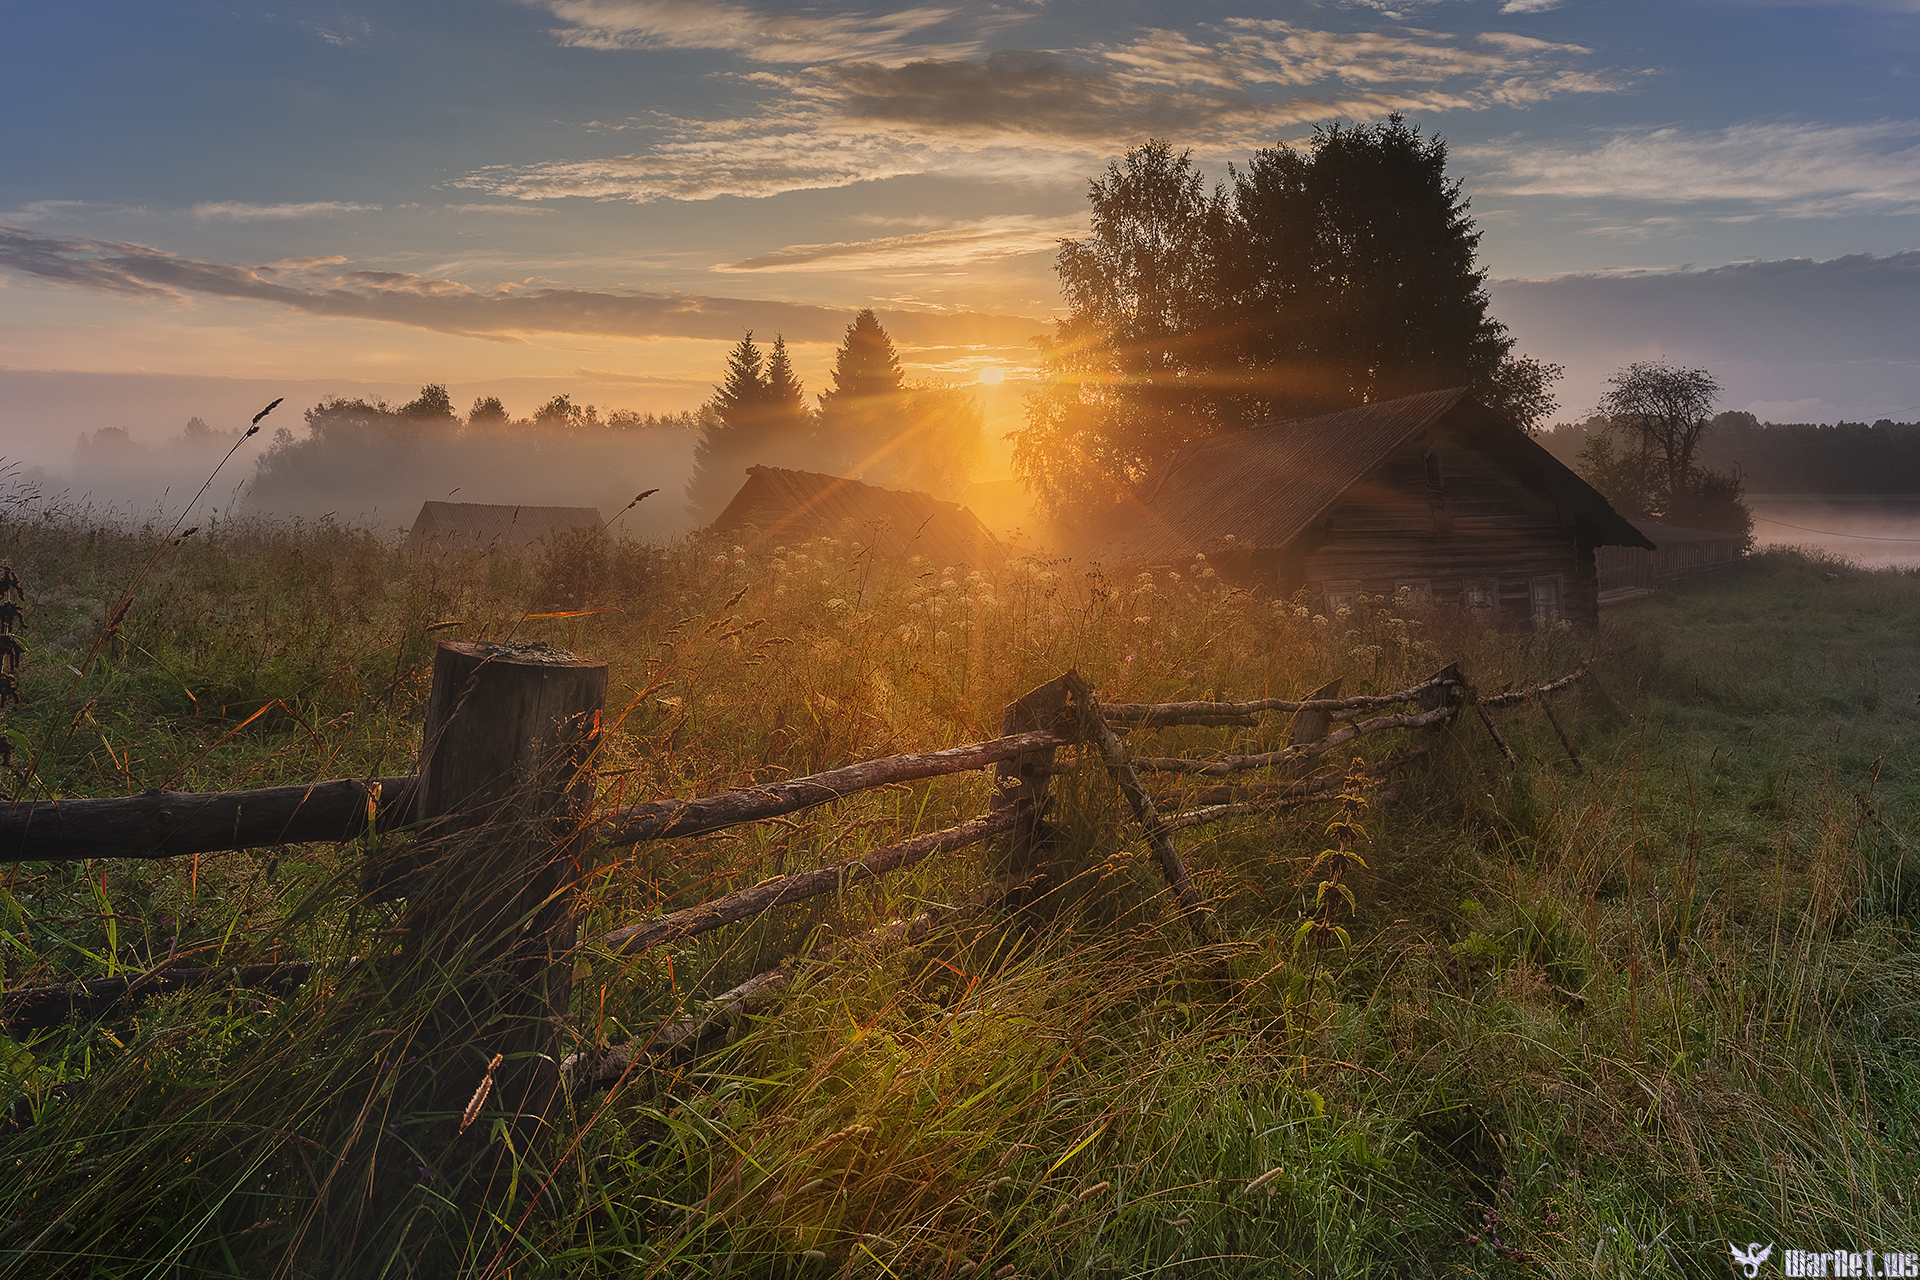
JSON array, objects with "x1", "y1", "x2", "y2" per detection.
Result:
[{"x1": 1290, "y1": 425, "x2": 1601, "y2": 627}]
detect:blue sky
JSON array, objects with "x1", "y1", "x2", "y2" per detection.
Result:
[{"x1": 2, "y1": 0, "x2": 1917, "y2": 473}]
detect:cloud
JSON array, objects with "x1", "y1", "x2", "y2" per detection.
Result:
[
  {"x1": 465, "y1": 23, "x2": 1627, "y2": 203},
  {"x1": 532, "y1": 0, "x2": 986, "y2": 64},
  {"x1": 1465, "y1": 121, "x2": 1920, "y2": 216},
  {"x1": 192, "y1": 201, "x2": 381, "y2": 221},
  {"x1": 1489, "y1": 252, "x2": 1920, "y2": 421},
  {"x1": 0, "y1": 225, "x2": 1046, "y2": 349},
  {"x1": 1498, "y1": 0, "x2": 1565, "y2": 12},
  {"x1": 712, "y1": 214, "x2": 1085, "y2": 272}
]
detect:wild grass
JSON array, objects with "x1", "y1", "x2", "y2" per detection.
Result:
[{"x1": 0, "y1": 487, "x2": 1914, "y2": 1278}]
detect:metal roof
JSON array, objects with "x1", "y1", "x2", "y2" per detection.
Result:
[
  {"x1": 409, "y1": 501, "x2": 603, "y2": 551},
  {"x1": 710, "y1": 466, "x2": 1004, "y2": 567},
  {"x1": 1081, "y1": 388, "x2": 1653, "y2": 563}
]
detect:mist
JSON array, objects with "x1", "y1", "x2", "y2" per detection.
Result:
[
  {"x1": 21, "y1": 393, "x2": 708, "y2": 544},
  {"x1": 1748, "y1": 497, "x2": 1920, "y2": 571}
]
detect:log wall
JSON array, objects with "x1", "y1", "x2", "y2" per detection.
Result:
[{"x1": 1290, "y1": 426, "x2": 1601, "y2": 627}]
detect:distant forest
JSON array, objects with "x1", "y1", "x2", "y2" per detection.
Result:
[{"x1": 1538, "y1": 414, "x2": 1920, "y2": 496}]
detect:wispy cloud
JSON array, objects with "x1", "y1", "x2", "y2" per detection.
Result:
[
  {"x1": 1466, "y1": 120, "x2": 1920, "y2": 216},
  {"x1": 192, "y1": 201, "x2": 381, "y2": 221},
  {"x1": 532, "y1": 0, "x2": 987, "y2": 64},
  {"x1": 0, "y1": 225, "x2": 1045, "y2": 348},
  {"x1": 466, "y1": 21, "x2": 1629, "y2": 203},
  {"x1": 712, "y1": 214, "x2": 1085, "y2": 272}
]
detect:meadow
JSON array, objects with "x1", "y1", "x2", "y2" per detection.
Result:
[{"x1": 0, "y1": 484, "x2": 1915, "y2": 1278}]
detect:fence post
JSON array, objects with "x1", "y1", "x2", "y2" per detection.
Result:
[
  {"x1": 376, "y1": 640, "x2": 606, "y2": 1249},
  {"x1": 1289, "y1": 677, "x2": 1342, "y2": 750},
  {"x1": 990, "y1": 673, "x2": 1074, "y2": 887}
]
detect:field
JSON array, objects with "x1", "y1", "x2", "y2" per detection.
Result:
[{"x1": 0, "y1": 493, "x2": 1916, "y2": 1278}]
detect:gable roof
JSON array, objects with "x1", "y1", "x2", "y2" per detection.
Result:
[
  {"x1": 710, "y1": 466, "x2": 1004, "y2": 567},
  {"x1": 1082, "y1": 388, "x2": 1653, "y2": 563},
  {"x1": 409, "y1": 501, "x2": 603, "y2": 551}
]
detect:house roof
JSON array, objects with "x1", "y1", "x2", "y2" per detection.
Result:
[
  {"x1": 1081, "y1": 388, "x2": 1654, "y2": 564},
  {"x1": 710, "y1": 466, "x2": 1004, "y2": 567},
  {"x1": 409, "y1": 501, "x2": 603, "y2": 550}
]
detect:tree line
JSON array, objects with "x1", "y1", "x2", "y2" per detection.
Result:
[
  {"x1": 1545, "y1": 413, "x2": 1920, "y2": 497},
  {"x1": 245, "y1": 387, "x2": 698, "y2": 536},
  {"x1": 685, "y1": 311, "x2": 984, "y2": 521},
  {"x1": 1012, "y1": 117, "x2": 1563, "y2": 521}
]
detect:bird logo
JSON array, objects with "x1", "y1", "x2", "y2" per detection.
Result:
[{"x1": 1729, "y1": 1242, "x2": 1774, "y2": 1277}]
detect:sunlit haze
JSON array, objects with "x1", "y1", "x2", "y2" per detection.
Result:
[{"x1": 2, "y1": 0, "x2": 1917, "y2": 517}]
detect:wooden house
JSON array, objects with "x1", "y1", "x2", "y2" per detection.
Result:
[
  {"x1": 710, "y1": 466, "x2": 1004, "y2": 567},
  {"x1": 408, "y1": 501, "x2": 603, "y2": 553},
  {"x1": 1080, "y1": 388, "x2": 1654, "y2": 627}
]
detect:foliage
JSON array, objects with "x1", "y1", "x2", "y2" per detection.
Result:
[
  {"x1": 688, "y1": 333, "x2": 818, "y2": 521},
  {"x1": 246, "y1": 385, "x2": 701, "y2": 539},
  {"x1": 1578, "y1": 362, "x2": 1755, "y2": 541},
  {"x1": 1015, "y1": 120, "x2": 1564, "y2": 522},
  {"x1": 0, "y1": 482, "x2": 1914, "y2": 1276},
  {"x1": 1015, "y1": 142, "x2": 1235, "y2": 518}
]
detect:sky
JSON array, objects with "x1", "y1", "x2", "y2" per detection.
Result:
[{"x1": 2, "y1": 0, "x2": 1917, "y2": 482}]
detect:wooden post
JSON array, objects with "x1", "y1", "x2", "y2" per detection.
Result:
[
  {"x1": 1063, "y1": 671, "x2": 1220, "y2": 946},
  {"x1": 347, "y1": 640, "x2": 605, "y2": 1266},
  {"x1": 1289, "y1": 677, "x2": 1343, "y2": 747},
  {"x1": 989, "y1": 673, "x2": 1074, "y2": 888}
]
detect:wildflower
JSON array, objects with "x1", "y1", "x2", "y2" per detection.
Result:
[
  {"x1": 730, "y1": 545, "x2": 745, "y2": 556},
  {"x1": 1133, "y1": 616, "x2": 1152, "y2": 626},
  {"x1": 934, "y1": 631, "x2": 949, "y2": 644},
  {"x1": 826, "y1": 598, "x2": 847, "y2": 610},
  {"x1": 1312, "y1": 615, "x2": 1327, "y2": 626},
  {"x1": 711, "y1": 553, "x2": 730, "y2": 565}
]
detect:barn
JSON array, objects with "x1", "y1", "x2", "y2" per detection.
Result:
[
  {"x1": 408, "y1": 501, "x2": 603, "y2": 553},
  {"x1": 710, "y1": 466, "x2": 1004, "y2": 567},
  {"x1": 1080, "y1": 388, "x2": 1654, "y2": 627}
]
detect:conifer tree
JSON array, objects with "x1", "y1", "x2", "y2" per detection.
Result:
[
  {"x1": 688, "y1": 332, "x2": 776, "y2": 521},
  {"x1": 816, "y1": 310, "x2": 904, "y2": 478}
]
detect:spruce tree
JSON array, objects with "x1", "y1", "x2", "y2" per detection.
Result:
[
  {"x1": 817, "y1": 310, "x2": 904, "y2": 477},
  {"x1": 688, "y1": 332, "x2": 774, "y2": 521}
]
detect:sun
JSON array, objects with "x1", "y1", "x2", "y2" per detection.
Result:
[{"x1": 976, "y1": 365, "x2": 1005, "y2": 385}]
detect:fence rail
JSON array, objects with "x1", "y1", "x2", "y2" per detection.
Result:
[{"x1": 2, "y1": 645, "x2": 1596, "y2": 1099}]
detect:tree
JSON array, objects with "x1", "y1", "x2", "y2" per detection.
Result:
[
  {"x1": 1014, "y1": 142, "x2": 1235, "y2": 516},
  {"x1": 764, "y1": 335, "x2": 808, "y2": 434},
  {"x1": 1013, "y1": 120, "x2": 1562, "y2": 521},
  {"x1": 400, "y1": 383, "x2": 458, "y2": 425},
  {"x1": 688, "y1": 331, "x2": 816, "y2": 520},
  {"x1": 1580, "y1": 360, "x2": 1752, "y2": 541},
  {"x1": 533, "y1": 394, "x2": 600, "y2": 432},
  {"x1": 816, "y1": 310, "x2": 906, "y2": 478},
  {"x1": 469, "y1": 396, "x2": 510, "y2": 428}
]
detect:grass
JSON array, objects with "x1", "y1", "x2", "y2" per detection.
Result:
[{"x1": 0, "y1": 482, "x2": 1914, "y2": 1278}]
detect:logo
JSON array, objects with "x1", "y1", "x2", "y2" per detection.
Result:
[{"x1": 1732, "y1": 1244, "x2": 1776, "y2": 1278}]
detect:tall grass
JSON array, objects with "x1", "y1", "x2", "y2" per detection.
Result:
[{"x1": 0, "y1": 490, "x2": 1914, "y2": 1277}]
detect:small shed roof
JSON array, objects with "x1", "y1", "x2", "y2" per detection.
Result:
[
  {"x1": 409, "y1": 501, "x2": 603, "y2": 552},
  {"x1": 710, "y1": 466, "x2": 1004, "y2": 567},
  {"x1": 1082, "y1": 388, "x2": 1654, "y2": 563}
]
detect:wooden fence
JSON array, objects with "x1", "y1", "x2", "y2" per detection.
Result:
[{"x1": 0, "y1": 643, "x2": 1593, "y2": 1106}]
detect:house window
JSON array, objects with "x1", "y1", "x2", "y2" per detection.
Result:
[
  {"x1": 1395, "y1": 580, "x2": 1432, "y2": 608},
  {"x1": 1463, "y1": 578, "x2": 1497, "y2": 617},
  {"x1": 1530, "y1": 577, "x2": 1563, "y2": 626},
  {"x1": 1324, "y1": 581, "x2": 1359, "y2": 614}
]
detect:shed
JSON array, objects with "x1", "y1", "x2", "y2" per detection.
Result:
[
  {"x1": 408, "y1": 501, "x2": 603, "y2": 553},
  {"x1": 1595, "y1": 521, "x2": 1744, "y2": 599},
  {"x1": 710, "y1": 466, "x2": 1004, "y2": 567},
  {"x1": 1079, "y1": 388, "x2": 1654, "y2": 627}
]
